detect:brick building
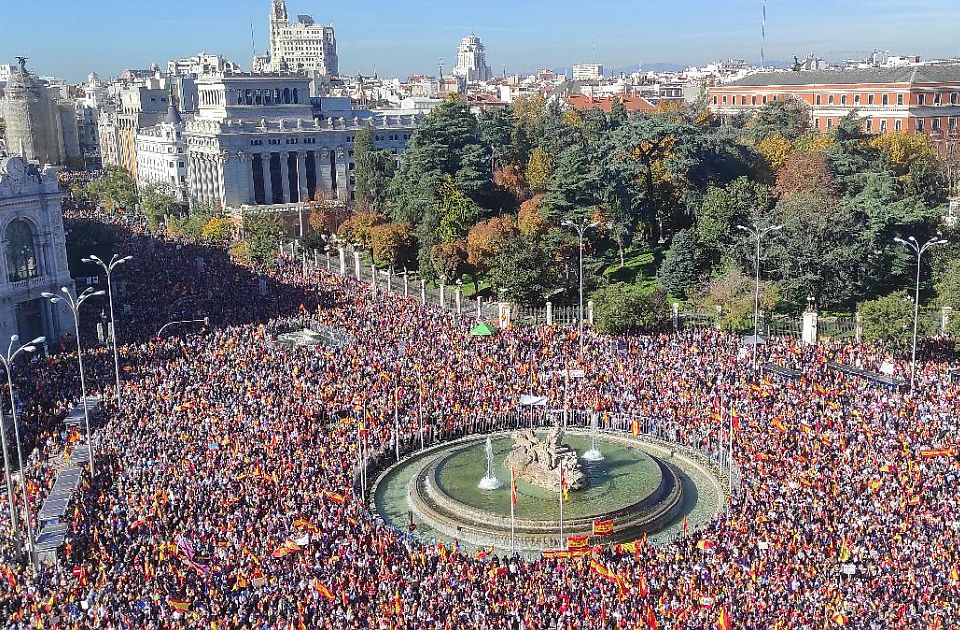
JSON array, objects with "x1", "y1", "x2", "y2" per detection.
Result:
[{"x1": 707, "y1": 65, "x2": 960, "y2": 136}]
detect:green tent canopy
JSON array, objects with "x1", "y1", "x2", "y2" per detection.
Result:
[{"x1": 470, "y1": 322, "x2": 497, "y2": 337}]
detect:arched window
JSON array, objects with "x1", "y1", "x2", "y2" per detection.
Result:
[
  {"x1": 292, "y1": 88, "x2": 298, "y2": 104},
  {"x1": 5, "y1": 220, "x2": 38, "y2": 282},
  {"x1": 275, "y1": 89, "x2": 281, "y2": 103},
  {"x1": 283, "y1": 88, "x2": 291, "y2": 104}
]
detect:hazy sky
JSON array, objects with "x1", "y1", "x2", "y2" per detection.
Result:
[{"x1": 2, "y1": 0, "x2": 959, "y2": 81}]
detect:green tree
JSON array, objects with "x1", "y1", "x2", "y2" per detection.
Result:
[
  {"x1": 85, "y1": 166, "x2": 139, "y2": 213},
  {"x1": 609, "y1": 97, "x2": 629, "y2": 128},
  {"x1": 859, "y1": 291, "x2": 914, "y2": 342},
  {"x1": 750, "y1": 98, "x2": 809, "y2": 141},
  {"x1": 693, "y1": 265, "x2": 779, "y2": 332},
  {"x1": 591, "y1": 284, "x2": 667, "y2": 333},
  {"x1": 139, "y1": 184, "x2": 179, "y2": 230},
  {"x1": 697, "y1": 178, "x2": 768, "y2": 255},
  {"x1": 525, "y1": 147, "x2": 554, "y2": 194},
  {"x1": 244, "y1": 214, "x2": 284, "y2": 268},
  {"x1": 488, "y1": 235, "x2": 557, "y2": 305},
  {"x1": 936, "y1": 259, "x2": 960, "y2": 337},
  {"x1": 543, "y1": 145, "x2": 597, "y2": 222},
  {"x1": 658, "y1": 229, "x2": 709, "y2": 299},
  {"x1": 353, "y1": 124, "x2": 398, "y2": 212}
]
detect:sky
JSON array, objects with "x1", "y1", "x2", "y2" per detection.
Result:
[{"x1": 2, "y1": 0, "x2": 960, "y2": 82}]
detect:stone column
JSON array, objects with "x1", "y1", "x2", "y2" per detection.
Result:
[
  {"x1": 546, "y1": 301, "x2": 553, "y2": 326},
  {"x1": 455, "y1": 287, "x2": 462, "y2": 314},
  {"x1": 587, "y1": 300, "x2": 595, "y2": 326},
  {"x1": 215, "y1": 152, "x2": 227, "y2": 209},
  {"x1": 353, "y1": 251, "x2": 361, "y2": 279},
  {"x1": 476, "y1": 296, "x2": 482, "y2": 319},
  {"x1": 386, "y1": 267, "x2": 393, "y2": 292},
  {"x1": 420, "y1": 279, "x2": 426, "y2": 303},
  {"x1": 338, "y1": 247, "x2": 346, "y2": 275},
  {"x1": 801, "y1": 310, "x2": 818, "y2": 346},
  {"x1": 319, "y1": 149, "x2": 332, "y2": 198},
  {"x1": 336, "y1": 146, "x2": 348, "y2": 201},
  {"x1": 296, "y1": 152, "x2": 309, "y2": 203},
  {"x1": 243, "y1": 152, "x2": 256, "y2": 205},
  {"x1": 188, "y1": 155, "x2": 200, "y2": 208},
  {"x1": 370, "y1": 263, "x2": 377, "y2": 293},
  {"x1": 942, "y1": 306, "x2": 953, "y2": 336},
  {"x1": 261, "y1": 153, "x2": 273, "y2": 205},
  {"x1": 279, "y1": 152, "x2": 291, "y2": 204},
  {"x1": 403, "y1": 273, "x2": 409, "y2": 298}
]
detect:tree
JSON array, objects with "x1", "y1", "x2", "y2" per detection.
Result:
[
  {"x1": 244, "y1": 214, "x2": 284, "y2": 268},
  {"x1": 750, "y1": 98, "x2": 809, "y2": 141},
  {"x1": 773, "y1": 151, "x2": 837, "y2": 198},
  {"x1": 430, "y1": 240, "x2": 467, "y2": 281},
  {"x1": 492, "y1": 164, "x2": 528, "y2": 205},
  {"x1": 518, "y1": 194, "x2": 548, "y2": 238},
  {"x1": 591, "y1": 285, "x2": 667, "y2": 333},
  {"x1": 139, "y1": 184, "x2": 179, "y2": 230},
  {"x1": 466, "y1": 215, "x2": 518, "y2": 278},
  {"x1": 201, "y1": 217, "x2": 234, "y2": 245},
  {"x1": 85, "y1": 166, "x2": 139, "y2": 213},
  {"x1": 488, "y1": 235, "x2": 557, "y2": 305},
  {"x1": 65, "y1": 220, "x2": 118, "y2": 277},
  {"x1": 693, "y1": 265, "x2": 779, "y2": 332},
  {"x1": 525, "y1": 147, "x2": 554, "y2": 194},
  {"x1": 369, "y1": 222, "x2": 414, "y2": 267},
  {"x1": 696, "y1": 178, "x2": 768, "y2": 254},
  {"x1": 436, "y1": 178, "x2": 482, "y2": 243},
  {"x1": 755, "y1": 133, "x2": 793, "y2": 173},
  {"x1": 338, "y1": 209, "x2": 387, "y2": 249},
  {"x1": 859, "y1": 291, "x2": 914, "y2": 342},
  {"x1": 609, "y1": 97, "x2": 629, "y2": 128},
  {"x1": 936, "y1": 259, "x2": 960, "y2": 338},
  {"x1": 543, "y1": 145, "x2": 596, "y2": 223},
  {"x1": 658, "y1": 229, "x2": 709, "y2": 299}
]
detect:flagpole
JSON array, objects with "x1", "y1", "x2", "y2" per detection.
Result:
[
  {"x1": 559, "y1": 469, "x2": 565, "y2": 549},
  {"x1": 510, "y1": 468, "x2": 516, "y2": 554},
  {"x1": 394, "y1": 387, "x2": 400, "y2": 463},
  {"x1": 361, "y1": 399, "x2": 368, "y2": 504}
]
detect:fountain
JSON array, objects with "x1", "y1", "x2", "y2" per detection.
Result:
[
  {"x1": 581, "y1": 414, "x2": 605, "y2": 462},
  {"x1": 477, "y1": 436, "x2": 503, "y2": 490}
]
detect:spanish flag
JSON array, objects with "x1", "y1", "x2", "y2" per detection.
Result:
[
  {"x1": 697, "y1": 539, "x2": 716, "y2": 552},
  {"x1": 831, "y1": 612, "x2": 849, "y2": 626},
  {"x1": 511, "y1": 469, "x2": 518, "y2": 506},
  {"x1": 771, "y1": 418, "x2": 787, "y2": 434},
  {"x1": 293, "y1": 518, "x2": 319, "y2": 533},
  {"x1": 839, "y1": 538, "x2": 851, "y2": 563},
  {"x1": 560, "y1": 467, "x2": 569, "y2": 502},
  {"x1": 631, "y1": 420, "x2": 640, "y2": 438},
  {"x1": 716, "y1": 607, "x2": 732, "y2": 630},
  {"x1": 393, "y1": 589, "x2": 401, "y2": 615},
  {"x1": 542, "y1": 549, "x2": 572, "y2": 560},
  {"x1": 474, "y1": 546, "x2": 495, "y2": 560},
  {"x1": 567, "y1": 535, "x2": 589, "y2": 551},
  {"x1": 317, "y1": 582, "x2": 335, "y2": 601},
  {"x1": 593, "y1": 519, "x2": 613, "y2": 536},
  {"x1": 167, "y1": 598, "x2": 191, "y2": 612},
  {"x1": 919, "y1": 447, "x2": 954, "y2": 459},
  {"x1": 325, "y1": 491, "x2": 346, "y2": 504}
]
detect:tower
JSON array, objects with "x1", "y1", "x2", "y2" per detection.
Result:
[
  {"x1": 269, "y1": 0, "x2": 289, "y2": 64},
  {"x1": 1, "y1": 57, "x2": 66, "y2": 166}
]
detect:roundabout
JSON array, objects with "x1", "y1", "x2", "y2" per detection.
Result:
[{"x1": 373, "y1": 428, "x2": 727, "y2": 553}]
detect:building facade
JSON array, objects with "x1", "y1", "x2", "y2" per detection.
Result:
[
  {"x1": 453, "y1": 35, "x2": 492, "y2": 84},
  {"x1": 183, "y1": 74, "x2": 419, "y2": 210},
  {"x1": 1, "y1": 59, "x2": 80, "y2": 166},
  {"x1": 572, "y1": 64, "x2": 604, "y2": 81},
  {"x1": 99, "y1": 78, "x2": 170, "y2": 175},
  {"x1": 708, "y1": 65, "x2": 960, "y2": 136},
  {"x1": 255, "y1": 0, "x2": 338, "y2": 77},
  {"x1": 0, "y1": 156, "x2": 73, "y2": 343},
  {"x1": 135, "y1": 103, "x2": 189, "y2": 202}
]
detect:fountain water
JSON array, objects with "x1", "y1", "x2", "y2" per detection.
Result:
[
  {"x1": 581, "y1": 414, "x2": 605, "y2": 462},
  {"x1": 478, "y1": 436, "x2": 503, "y2": 490}
]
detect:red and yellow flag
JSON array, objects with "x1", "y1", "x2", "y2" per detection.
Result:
[
  {"x1": 167, "y1": 598, "x2": 191, "y2": 612},
  {"x1": 716, "y1": 607, "x2": 732, "y2": 630},
  {"x1": 317, "y1": 582, "x2": 335, "y2": 601},
  {"x1": 511, "y1": 469, "x2": 518, "y2": 506},
  {"x1": 593, "y1": 519, "x2": 613, "y2": 536},
  {"x1": 919, "y1": 447, "x2": 954, "y2": 459}
]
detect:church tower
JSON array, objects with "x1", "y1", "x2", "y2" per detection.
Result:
[{"x1": 1, "y1": 58, "x2": 66, "y2": 166}]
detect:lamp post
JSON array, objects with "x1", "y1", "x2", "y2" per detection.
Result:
[
  {"x1": 82, "y1": 254, "x2": 132, "y2": 406},
  {"x1": 562, "y1": 219, "x2": 599, "y2": 356},
  {"x1": 157, "y1": 317, "x2": 210, "y2": 338},
  {"x1": 41, "y1": 287, "x2": 105, "y2": 476},
  {"x1": 736, "y1": 223, "x2": 783, "y2": 371},
  {"x1": 1, "y1": 335, "x2": 44, "y2": 563},
  {"x1": 894, "y1": 235, "x2": 948, "y2": 391}
]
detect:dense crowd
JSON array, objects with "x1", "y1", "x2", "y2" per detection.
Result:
[{"x1": 0, "y1": 208, "x2": 957, "y2": 629}]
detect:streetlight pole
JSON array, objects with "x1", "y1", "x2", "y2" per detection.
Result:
[
  {"x1": 894, "y1": 235, "x2": 948, "y2": 391},
  {"x1": 83, "y1": 254, "x2": 132, "y2": 407},
  {"x1": 41, "y1": 287, "x2": 105, "y2": 476},
  {"x1": 562, "y1": 219, "x2": 599, "y2": 356},
  {"x1": 1, "y1": 335, "x2": 44, "y2": 564},
  {"x1": 736, "y1": 223, "x2": 783, "y2": 372}
]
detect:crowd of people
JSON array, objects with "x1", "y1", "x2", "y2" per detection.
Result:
[{"x1": 0, "y1": 202, "x2": 957, "y2": 629}]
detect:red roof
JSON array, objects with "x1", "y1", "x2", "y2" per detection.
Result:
[{"x1": 567, "y1": 94, "x2": 656, "y2": 112}]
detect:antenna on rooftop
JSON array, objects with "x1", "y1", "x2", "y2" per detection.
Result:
[
  {"x1": 250, "y1": 18, "x2": 257, "y2": 58},
  {"x1": 761, "y1": 0, "x2": 767, "y2": 65},
  {"x1": 439, "y1": 58, "x2": 444, "y2": 79}
]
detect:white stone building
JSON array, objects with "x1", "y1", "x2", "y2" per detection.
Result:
[
  {"x1": 135, "y1": 103, "x2": 189, "y2": 202},
  {"x1": 453, "y1": 35, "x2": 492, "y2": 84},
  {"x1": 254, "y1": 0, "x2": 338, "y2": 77},
  {"x1": 167, "y1": 53, "x2": 240, "y2": 77},
  {"x1": 572, "y1": 64, "x2": 604, "y2": 81},
  {"x1": 0, "y1": 156, "x2": 73, "y2": 343},
  {"x1": 182, "y1": 74, "x2": 419, "y2": 210}
]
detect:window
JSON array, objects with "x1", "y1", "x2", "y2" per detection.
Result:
[
  {"x1": 880, "y1": 120, "x2": 888, "y2": 133},
  {"x1": 815, "y1": 94, "x2": 821, "y2": 105},
  {"x1": 952, "y1": 93, "x2": 959, "y2": 105},
  {"x1": 865, "y1": 119, "x2": 873, "y2": 132},
  {"x1": 854, "y1": 95, "x2": 861, "y2": 105},
  {"x1": 868, "y1": 95, "x2": 874, "y2": 105},
  {"x1": 882, "y1": 94, "x2": 889, "y2": 106},
  {"x1": 826, "y1": 118, "x2": 833, "y2": 130},
  {"x1": 740, "y1": 96, "x2": 747, "y2": 105},
  {"x1": 712, "y1": 96, "x2": 718, "y2": 105},
  {"x1": 918, "y1": 94, "x2": 925, "y2": 105},
  {"x1": 762, "y1": 96, "x2": 767, "y2": 104},
  {"x1": 751, "y1": 95, "x2": 757, "y2": 105},
  {"x1": 935, "y1": 93, "x2": 943, "y2": 106},
  {"x1": 917, "y1": 119, "x2": 925, "y2": 132},
  {"x1": 5, "y1": 220, "x2": 38, "y2": 282},
  {"x1": 722, "y1": 95, "x2": 727, "y2": 105},
  {"x1": 841, "y1": 95, "x2": 847, "y2": 105},
  {"x1": 179, "y1": 161, "x2": 185, "y2": 168},
  {"x1": 933, "y1": 118, "x2": 941, "y2": 131},
  {"x1": 895, "y1": 119, "x2": 902, "y2": 132},
  {"x1": 828, "y1": 95, "x2": 834, "y2": 105},
  {"x1": 950, "y1": 118, "x2": 957, "y2": 131},
  {"x1": 897, "y1": 94, "x2": 904, "y2": 106}
]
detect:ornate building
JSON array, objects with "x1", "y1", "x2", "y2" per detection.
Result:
[
  {"x1": 0, "y1": 156, "x2": 72, "y2": 343},
  {"x1": 135, "y1": 102, "x2": 189, "y2": 202},
  {"x1": 253, "y1": 0, "x2": 338, "y2": 77},
  {"x1": 453, "y1": 35, "x2": 492, "y2": 84},
  {"x1": 1, "y1": 58, "x2": 80, "y2": 167},
  {"x1": 183, "y1": 74, "x2": 419, "y2": 210}
]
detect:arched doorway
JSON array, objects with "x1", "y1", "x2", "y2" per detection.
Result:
[{"x1": 5, "y1": 219, "x2": 38, "y2": 282}]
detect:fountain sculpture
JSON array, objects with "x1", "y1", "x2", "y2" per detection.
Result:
[
  {"x1": 581, "y1": 414, "x2": 605, "y2": 462},
  {"x1": 478, "y1": 436, "x2": 503, "y2": 490},
  {"x1": 505, "y1": 427, "x2": 587, "y2": 492}
]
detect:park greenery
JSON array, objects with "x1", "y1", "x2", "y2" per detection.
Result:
[{"x1": 78, "y1": 94, "x2": 960, "y2": 338}]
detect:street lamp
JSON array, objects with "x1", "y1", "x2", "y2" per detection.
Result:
[
  {"x1": 894, "y1": 235, "x2": 948, "y2": 390},
  {"x1": 41, "y1": 287, "x2": 105, "y2": 476},
  {"x1": 736, "y1": 222, "x2": 783, "y2": 371},
  {"x1": 562, "y1": 219, "x2": 599, "y2": 356},
  {"x1": 82, "y1": 254, "x2": 132, "y2": 406},
  {"x1": 1, "y1": 335, "x2": 44, "y2": 563}
]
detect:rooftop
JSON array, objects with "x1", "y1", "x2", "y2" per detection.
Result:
[{"x1": 723, "y1": 64, "x2": 960, "y2": 87}]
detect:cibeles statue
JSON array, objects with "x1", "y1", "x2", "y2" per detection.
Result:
[{"x1": 506, "y1": 427, "x2": 587, "y2": 493}]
